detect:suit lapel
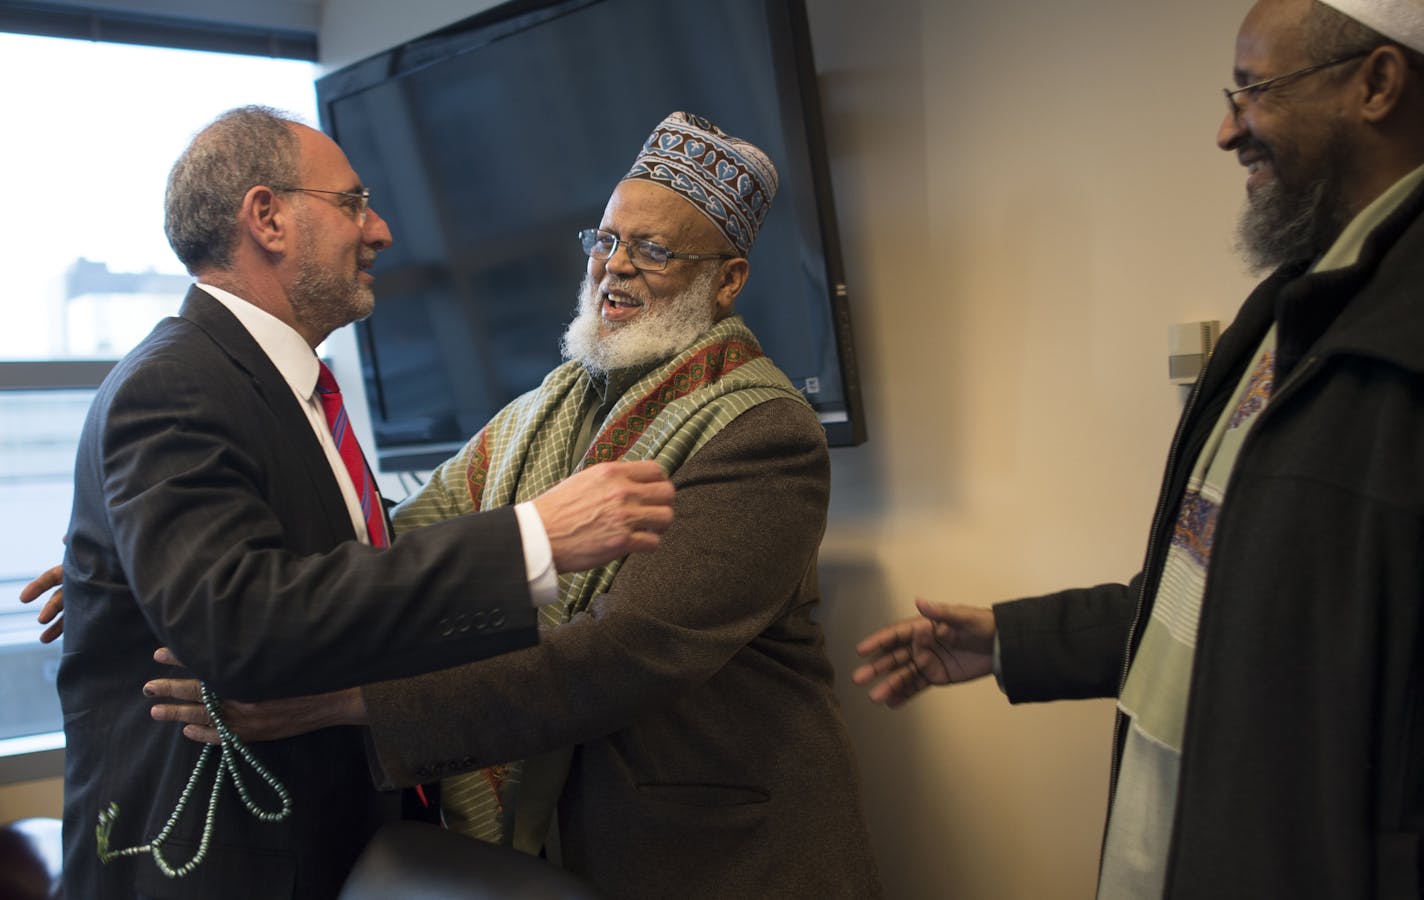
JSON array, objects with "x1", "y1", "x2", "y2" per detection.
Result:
[{"x1": 178, "y1": 286, "x2": 360, "y2": 546}]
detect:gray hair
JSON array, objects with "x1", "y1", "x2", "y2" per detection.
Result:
[{"x1": 164, "y1": 105, "x2": 303, "y2": 274}]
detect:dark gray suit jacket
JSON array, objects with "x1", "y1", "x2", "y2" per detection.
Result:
[{"x1": 59, "y1": 287, "x2": 537, "y2": 899}]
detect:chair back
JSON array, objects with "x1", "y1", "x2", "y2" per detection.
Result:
[
  {"x1": 0, "y1": 816, "x2": 63, "y2": 900},
  {"x1": 338, "y1": 820, "x2": 603, "y2": 900}
]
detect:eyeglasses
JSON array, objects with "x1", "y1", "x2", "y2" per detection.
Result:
[
  {"x1": 578, "y1": 228, "x2": 736, "y2": 272},
  {"x1": 271, "y1": 185, "x2": 371, "y2": 224},
  {"x1": 1223, "y1": 50, "x2": 1372, "y2": 118}
]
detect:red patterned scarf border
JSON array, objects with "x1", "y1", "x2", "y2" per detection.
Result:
[
  {"x1": 465, "y1": 428, "x2": 492, "y2": 510},
  {"x1": 583, "y1": 339, "x2": 761, "y2": 466},
  {"x1": 462, "y1": 337, "x2": 763, "y2": 510}
]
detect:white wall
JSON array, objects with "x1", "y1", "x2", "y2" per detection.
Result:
[{"x1": 328, "y1": 3, "x2": 1260, "y2": 898}]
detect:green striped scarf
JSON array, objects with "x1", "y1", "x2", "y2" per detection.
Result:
[{"x1": 391, "y1": 314, "x2": 808, "y2": 851}]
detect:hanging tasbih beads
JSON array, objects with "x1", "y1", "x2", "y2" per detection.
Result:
[{"x1": 95, "y1": 681, "x2": 292, "y2": 878}]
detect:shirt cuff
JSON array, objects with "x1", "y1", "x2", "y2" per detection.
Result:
[
  {"x1": 991, "y1": 632, "x2": 1007, "y2": 695},
  {"x1": 513, "y1": 501, "x2": 559, "y2": 608}
]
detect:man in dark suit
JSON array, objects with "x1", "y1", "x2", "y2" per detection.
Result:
[{"x1": 58, "y1": 105, "x2": 674, "y2": 900}]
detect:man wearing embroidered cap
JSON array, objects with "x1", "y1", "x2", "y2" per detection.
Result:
[
  {"x1": 622, "y1": 111, "x2": 778, "y2": 257},
  {"x1": 855, "y1": 1, "x2": 1424, "y2": 897},
  {"x1": 151, "y1": 112, "x2": 883, "y2": 899}
]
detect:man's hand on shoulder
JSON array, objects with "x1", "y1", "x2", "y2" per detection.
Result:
[{"x1": 533, "y1": 460, "x2": 675, "y2": 573}]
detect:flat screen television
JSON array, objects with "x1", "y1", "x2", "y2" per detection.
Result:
[{"x1": 315, "y1": 0, "x2": 865, "y2": 471}]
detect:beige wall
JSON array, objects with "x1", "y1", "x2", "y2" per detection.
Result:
[
  {"x1": 809, "y1": 1, "x2": 1256, "y2": 897},
  {"x1": 0, "y1": 776, "x2": 62, "y2": 822},
  {"x1": 3, "y1": 1, "x2": 1265, "y2": 895},
  {"x1": 806, "y1": 0, "x2": 1260, "y2": 896}
]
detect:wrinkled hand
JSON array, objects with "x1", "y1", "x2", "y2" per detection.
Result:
[
  {"x1": 19, "y1": 564, "x2": 65, "y2": 644},
  {"x1": 145, "y1": 648, "x2": 367, "y2": 744},
  {"x1": 852, "y1": 598, "x2": 997, "y2": 709},
  {"x1": 533, "y1": 460, "x2": 676, "y2": 573}
]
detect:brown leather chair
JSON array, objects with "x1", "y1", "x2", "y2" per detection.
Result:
[
  {"x1": 0, "y1": 816, "x2": 62, "y2": 900},
  {"x1": 338, "y1": 820, "x2": 602, "y2": 900}
]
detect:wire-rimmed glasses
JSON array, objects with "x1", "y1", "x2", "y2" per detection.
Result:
[{"x1": 578, "y1": 228, "x2": 736, "y2": 272}]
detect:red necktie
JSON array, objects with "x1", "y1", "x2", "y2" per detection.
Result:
[{"x1": 315, "y1": 362, "x2": 389, "y2": 548}]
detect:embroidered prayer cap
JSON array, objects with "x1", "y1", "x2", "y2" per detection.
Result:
[
  {"x1": 622, "y1": 112, "x2": 778, "y2": 257},
  {"x1": 1318, "y1": 0, "x2": 1424, "y2": 53}
]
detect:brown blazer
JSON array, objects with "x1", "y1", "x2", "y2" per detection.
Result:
[{"x1": 363, "y1": 397, "x2": 882, "y2": 898}]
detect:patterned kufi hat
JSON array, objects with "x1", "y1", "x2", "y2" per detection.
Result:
[
  {"x1": 622, "y1": 112, "x2": 778, "y2": 257},
  {"x1": 1318, "y1": 0, "x2": 1424, "y2": 53}
]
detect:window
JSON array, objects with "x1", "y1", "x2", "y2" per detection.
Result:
[{"x1": 0, "y1": 30, "x2": 319, "y2": 776}]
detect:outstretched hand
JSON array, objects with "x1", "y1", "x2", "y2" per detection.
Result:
[
  {"x1": 145, "y1": 647, "x2": 367, "y2": 744},
  {"x1": 533, "y1": 460, "x2": 676, "y2": 573},
  {"x1": 852, "y1": 598, "x2": 997, "y2": 709},
  {"x1": 19, "y1": 564, "x2": 65, "y2": 644}
]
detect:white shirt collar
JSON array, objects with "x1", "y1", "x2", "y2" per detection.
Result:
[{"x1": 196, "y1": 283, "x2": 322, "y2": 398}]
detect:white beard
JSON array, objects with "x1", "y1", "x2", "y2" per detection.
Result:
[{"x1": 560, "y1": 265, "x2": 721, "y2": 377}]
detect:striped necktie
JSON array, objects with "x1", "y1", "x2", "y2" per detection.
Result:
[{"x1": 315, "y1": 362, "x2": 389, "y2": 548}]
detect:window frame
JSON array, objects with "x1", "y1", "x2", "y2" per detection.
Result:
[
  {"x1": 0, "y1": 8, "x2": 319, "y2": 786},
  {"x1": 0, "y1": 361, "x2": 113, "y2": 783}
]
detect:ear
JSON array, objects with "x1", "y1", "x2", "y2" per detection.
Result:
[
  {"x1": 1358, "y1": 44, "x2": 1411, "y2": 123},
  {"x1": 239, "y1": 185, "x2": 289, "y2": 255},
  {"x1": 713, "y1": 257, "x2": 750, "y2": 319}
]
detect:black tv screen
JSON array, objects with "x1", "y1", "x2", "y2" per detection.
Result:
[{"x1": 316, "y1": 0, "x2": 865, "y2": 471}]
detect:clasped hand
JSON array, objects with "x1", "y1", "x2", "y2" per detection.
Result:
[
  {"x1": 534, "y1": 459, "x2": 676, "y2": 572},
  {"x1": 145, "y1": 648, "x2": 365, "y2": 744}
]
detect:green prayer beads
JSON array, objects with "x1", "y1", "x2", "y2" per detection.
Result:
[{"x1": 95, "y1": 682, "x2": 292, "y2": 878}]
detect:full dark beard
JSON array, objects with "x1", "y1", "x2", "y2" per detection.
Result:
[
  {"x1": 1236, "y1": 177, "x2": 1343, "y2": 273},
  {"x1": 1234, "y1": 128, "x2": 1352, "y2": 274}
]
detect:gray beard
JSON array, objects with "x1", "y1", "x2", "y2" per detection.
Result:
[
  {"x1": 290, "y1": 211, "x2": 374, "y2": 337},
  {"x1": 1234, "y1": 128, "x2": 1351, "y2": 274},
  {"x1": 1235, "y1": 177, "x2": 1343, "y2": 273},
  {"x1": 560, "y1": 266, "x2": 720, "y2": 377}
]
